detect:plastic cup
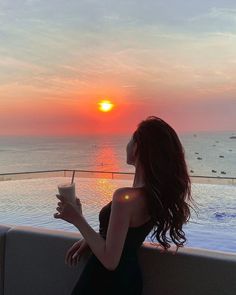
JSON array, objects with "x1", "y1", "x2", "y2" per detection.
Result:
[{"x1": 58, "y1": 182, "x2": 76, "y2": 204}]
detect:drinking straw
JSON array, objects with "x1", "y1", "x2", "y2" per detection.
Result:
[{"x1": 71, "y1": 170, "x2": 75, "y2": 184}]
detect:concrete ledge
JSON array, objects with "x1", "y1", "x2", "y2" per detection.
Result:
[
  {"x1": 139, "y1": 242, "x2": 236, "y2": 295},
  {"x1": 1, "y1": 224, "x2": 236, "y2": 295},
  {"x1": 4, "y1": 225, "x2": 92, "y2": 295},
  {"x1": 0, "y1": 225, "x2": 12, "y2": 295}
]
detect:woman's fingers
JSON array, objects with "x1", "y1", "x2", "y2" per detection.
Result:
[
  {"x1": 66, "y1": 250, "x2": 76, "y2": 266},
  {"x1": 68, "y1": 241, "x2": 82, "y2": 254},
  {"x1": 72, "y1": 249, "x2": 79, "y2": 259},
  {"x1": 56, "y1": 194, "x2": 63, "y2": 201},
  {"x1": 65, "y1": 241, "x2": 82, "y2": 265},
  {"x1": 67, "y1": 248, "x2": 83, "y2": 267},
  {"x1": 65, "y1": 247, "x2": 75, "y2": 264},
  {"x1": 65, "y1": 247, "x2": 77, "y2": 265},
  {"x1": 65, "y1": 249, "x2": 72, "y2": 264},
  {"x1": 71, "y1": 253, "x2": 78, "y2": 267},
  {"x1": 74, "y1": 254, "x2": 80, "y2": 266},
  {"x1": 53, "y1": 212, "x2": 61, "y2": 219},
  {"x1": 71, "y1": 250, "x2": 81, "y2": 266},
  {"x1": 57, "y1": 194, "x2": 67, "y2": 203},
  {"x1": 65, "y1": 240, "x2": 87, "y2": 267}
]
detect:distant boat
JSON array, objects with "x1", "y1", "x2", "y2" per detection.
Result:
[
  {"x1": 197, "y1": 157, "x2": 202, "y2": 160},
  {"x1": 219, "y1": 155, "x2": 224, "y2": 158},
  {"x1": 212, "y1": 170, "x2": 217, "y2": 173},
  {"x1": 220, "y1": 171, "x2": 226, "y2": 174},
  {"x1": 190, "y1": 170, "x2": 194, "y2": 173},
  {"x1": 229, "y1": 136, "x2": 236, "y2": 139},
  {"x1": 195, "y1": 152, "x2": 199, "y2": 155}
]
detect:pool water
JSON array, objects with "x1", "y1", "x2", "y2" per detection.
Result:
[{"x1": 0, "y1": 177, "x2": 235, "y2": 253}]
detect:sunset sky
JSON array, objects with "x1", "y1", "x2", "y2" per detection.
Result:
[{"x1": 0, "y1": 0, "x2": 236, "y2": 135}]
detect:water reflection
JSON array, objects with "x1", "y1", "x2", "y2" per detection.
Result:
[
  {"x1": 0, "y1": 176, "x2": 236, "y2": 253},
  {"x1": 92, "y1": 144, "x2": 121, "y2": 172}
]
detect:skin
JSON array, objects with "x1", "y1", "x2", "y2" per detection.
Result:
[
  {"x1": 126, "y1": 135, "x2": 146, "y2": 188},
  {"x1": 54, "y1": 134, "x2": 149, "y2": 271}
]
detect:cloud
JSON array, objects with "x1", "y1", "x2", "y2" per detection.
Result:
[
  {"x1": 0, "y1": 56, "x2": 44, "y2": 71},
  {"x1": 0, "y1": 0, "x2": 236, "y2": 134},
  {"x1": 189, "y1": 7, "x2": 236, "y2": 22}
]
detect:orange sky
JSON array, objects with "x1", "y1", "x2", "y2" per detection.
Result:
[
  {"x1": 1, "y1": 92, "x2": 235, "y2": 136},
  {"x1": 0, "y1": 1, "x2": 236, "y2": 135}
]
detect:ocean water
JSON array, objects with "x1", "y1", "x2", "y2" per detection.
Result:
[
  {"x1": 0, "y1": 131, "x2": 236, "y2": 177},
  {"x1": 0, "y1": 131, "x2": 236, "y2": 253}
]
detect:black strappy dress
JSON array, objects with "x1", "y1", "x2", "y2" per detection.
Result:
[{"x1": 71, "y1": 201, "x2": 153, "y2": 295}]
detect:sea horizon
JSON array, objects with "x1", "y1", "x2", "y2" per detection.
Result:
[
  {"x1": 0, "y1": 130, "x2": 235, "y2": 253},
  {"x1": 0, "y1": 130, "x2": 235, "y2": 177},
  {"x1": 0, "y1": 129, "x2": 235, "y2": 137}
]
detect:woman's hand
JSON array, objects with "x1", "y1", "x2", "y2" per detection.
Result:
[
  {"x1": 65, "y1": 238, "x2": 90, "y2": 267},
  {"x1": 53, "y1": 195, "x2": 83, "y2": 225}
]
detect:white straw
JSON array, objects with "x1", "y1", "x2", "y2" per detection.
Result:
[{"x1": 71, "y1": 170, "x2": 75, "y2": 184}]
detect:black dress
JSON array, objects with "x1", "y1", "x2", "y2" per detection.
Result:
[{"x1": 71, "y1": 201, "x2": 153, "y2": 295}]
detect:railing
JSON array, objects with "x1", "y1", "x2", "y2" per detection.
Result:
[{"x1": 0, "y1": 169, "x2": 236, "y2": 185}]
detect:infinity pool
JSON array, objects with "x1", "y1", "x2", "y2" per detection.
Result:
[{"x1": 0, "y1": 177, "x2": 235, "y2": 253}]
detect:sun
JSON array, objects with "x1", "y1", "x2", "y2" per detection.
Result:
[{"x1": 98, "y1": 100, "x2": 114, "y2": 112}]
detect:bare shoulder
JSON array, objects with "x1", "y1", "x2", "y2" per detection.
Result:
[
  {"x1": 113, "y1": 187, "x2": 150, "y2": 227},
  {"x1": 113, "y1": 187, "x2": 142, "y2": 206}
]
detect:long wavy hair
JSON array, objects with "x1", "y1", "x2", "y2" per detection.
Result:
[{"x1": 132, "y1": 116, "x2": 197, "y2": 252}]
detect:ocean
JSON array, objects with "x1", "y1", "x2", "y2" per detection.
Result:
[
  {"x1": 0, "y1": 131, "x2": 236, "y2": 253},
  {"x1": 0, "y1": 131, "x2": 236, "y2": 176}
]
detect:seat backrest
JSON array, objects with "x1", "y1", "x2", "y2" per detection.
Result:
[
  {"x1": 2, "y1": 225, "x2": 236, "y2": 295},
  {"x1": 4, "y1": 226, "x2": 92, "y2": 295},
  {"x1": 0, "y1": 225, "x2": 12, "y2": 295},
  {"x1": 138, "y1": 242, "x2": 236, "y2": 295}
]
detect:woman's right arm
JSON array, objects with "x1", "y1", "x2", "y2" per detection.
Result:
[{"x1": 65, "y1": 238, "x2": 90, "y2": 267}]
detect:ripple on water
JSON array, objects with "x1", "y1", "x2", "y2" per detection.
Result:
[
  {"x1": 0, "y1": 177, "x2": 236, "y2": 253},
  {"x1": 214, "y1": 212, "x2": 236, "y2": 219}
]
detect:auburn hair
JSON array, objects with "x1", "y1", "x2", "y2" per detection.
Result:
[{"x1": 133, "y1": 116, "x2": 197, "y2": 252}]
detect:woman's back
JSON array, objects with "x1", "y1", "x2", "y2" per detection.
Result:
[{"x1": 99, "y1": 187, "x2": 153, "y2": 254}]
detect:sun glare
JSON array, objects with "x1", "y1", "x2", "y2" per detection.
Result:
[{"x1": 98, "y1": 100, "x2": 114, "y2": 112}]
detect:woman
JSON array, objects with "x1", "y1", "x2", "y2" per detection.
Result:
[{"x1": 54, "y1": 116, "x2": 196, "y2": 294}]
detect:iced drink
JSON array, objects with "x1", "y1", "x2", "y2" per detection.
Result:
[{"x1": 58, "y1": 182, "x2": 76, "y2": 204}]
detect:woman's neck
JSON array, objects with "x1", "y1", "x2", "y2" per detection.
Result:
[{"x1": 132, "y1": 162, "x2": 145, "y2": 188}]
